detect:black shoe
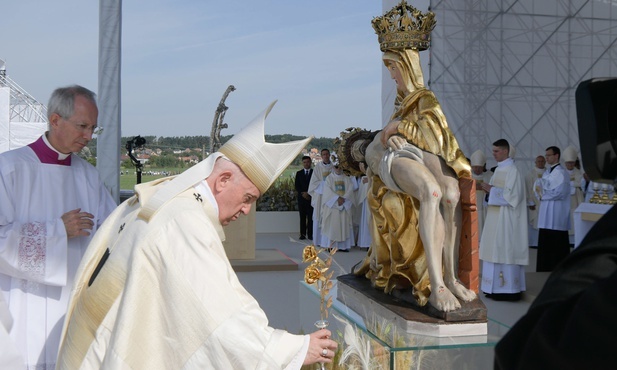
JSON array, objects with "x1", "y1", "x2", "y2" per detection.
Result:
[
  {"x1": 308, "y1": 236, "x2": 313, "y2": 240},
  {"x1": 338, "y1": 249, "x2": 349, "y2": 253},
  {"x1": 488, "y1": 292, "x2": 521, "y2": 302},
  {"x1": 299, "y1": 236, "x2": 306, "y2": 240}
]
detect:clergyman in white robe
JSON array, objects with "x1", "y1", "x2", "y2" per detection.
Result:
[
  {"x1": 354, "y1": 175, "x2": 372, "y2": 249},
  {"x1": 56, "y1": 154, "x2": 308, "y2": 369},
  {"x1": 0, "y1": 135, "x2": 116, "y2": 369},
  {"x1": 320, "y1": 170, "x2": 355, "y2": 251},
  {"x1": 308, "y1": 158, "x2": 332, "y2": 247},
  {"x1": 535, "y1": 161, "x2": 571, "y2": 272},
  {"x1": 480, "y1": 157, "x2": 528, "y2": 297},
  {"x1": 525, "y1": 162, "x2": 545, "y2": 247}
]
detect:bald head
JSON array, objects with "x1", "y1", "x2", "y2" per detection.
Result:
[{"x1": 207, "y1": 158, "x2": 261, "y2": 226}]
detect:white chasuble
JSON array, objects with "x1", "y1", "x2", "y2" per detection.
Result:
[{"x1": 57, "y1": 155, "x2": 306, "y2": 369}]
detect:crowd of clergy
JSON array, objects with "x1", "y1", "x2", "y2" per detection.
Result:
[
  {"x1": 306, "y1": 149, "x2": 372, "y2": 253},
  {"x1": 471, "y1": 141, "x2": 593, "y2": 301}
]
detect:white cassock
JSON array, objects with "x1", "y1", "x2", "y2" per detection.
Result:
[
  {"x1": 566, "y1": 167, "x2": 585, "y2": 243},
  {"x1": 0, "y1": 293, "x2": 23, "y2": 369},
  {"x1": 525, "y1": 167, "x2": 545, "y2": 247},
  {"x1": 0, "y1": 136, "x2": 116, "y2": 369},
  {"x1": 480, "y1": 158, "x2": 528, "y2": 294},
  {"x1": 307, "y1": 161, "x2": 332, "y2": 246},
  {"x1": 355, "y1": 176, "x2": 372, "y2": 249},
  {"x1": 320, "y1": 172, "x2": 355, "y2": 251},
  {"x1": 56, "y1": 154, "x2": 308, "y2": 370},
  {"x1": 471, "y1": 171, "x2": 493, "y2": 240}
]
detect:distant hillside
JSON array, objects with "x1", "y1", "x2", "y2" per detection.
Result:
[{"x1": 84, "y1": 134, "x2": 337, "y2": 166}]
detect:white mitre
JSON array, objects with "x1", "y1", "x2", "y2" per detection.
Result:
[
  {"x1": 219, "y1": 101, "x2": 312, "y2": 194},
  {"x1": 563, "y1": 145, "x2": 578, "y2": 162},
  {"x1": 470, "y1": 150, "x2": 486, "y2": 166}
]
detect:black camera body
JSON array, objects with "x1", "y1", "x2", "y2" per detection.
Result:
[{"x1": 575, "y1": 78, "x2": 617, "y2": 185}]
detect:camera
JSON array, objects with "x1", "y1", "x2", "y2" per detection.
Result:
[{"x1": 575, "y1": 78, "x2": 617, "y2": 185}]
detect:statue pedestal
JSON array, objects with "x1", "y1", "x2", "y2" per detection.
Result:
[
  {"x1": 337, "y1": 274, "x2": 487, "y2": 337},
  {"x1": 222, "y1": 207, "x2": 256, "y2": 260}
]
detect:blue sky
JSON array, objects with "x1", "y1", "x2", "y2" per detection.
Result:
[{"x1": 2, "y1": 1, "x2": 386, "y2": 138}]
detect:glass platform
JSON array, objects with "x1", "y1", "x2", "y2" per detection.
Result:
[{"x1": 299, "y1": 281, "x2": 510, "y2": 369}]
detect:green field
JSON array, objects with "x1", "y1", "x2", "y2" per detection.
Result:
[{"x1": 119, "y1": 166, "x2": 302, "y2": 191}]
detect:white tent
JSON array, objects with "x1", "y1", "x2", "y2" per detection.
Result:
[{"x1": 0, "y1": 62, "x2": 47, "y2": 154}]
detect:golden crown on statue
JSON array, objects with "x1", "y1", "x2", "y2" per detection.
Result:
[{"x1": 372, "y1": 0, "x2": 437, "y2": 52}]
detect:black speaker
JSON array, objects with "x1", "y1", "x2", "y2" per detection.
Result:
[{"x1": 575, "y1": 78, "x2": 617, "y2": 183}]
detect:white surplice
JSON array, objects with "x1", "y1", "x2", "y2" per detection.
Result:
[
  {"x1": 0, "y1": 139, "x2": 116, "y2": 369},
  {"x1": 57, "y1": 154, "x2": 308, "y2": 370},
  {"x1": 525, "y1": 167, "x2": 544, "y2": 247},
  {"x1": 320, "y1": 172, "x2": 355, "y2": 250},
  {"x1": 480, "y1": 158, "x2": 528, "y2": 294},
  {"x1": 537, "y1": 164, "x2": 571, "y2": 231}
]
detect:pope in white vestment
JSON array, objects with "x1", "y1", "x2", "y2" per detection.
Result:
[
  {"x1": 480, "y1": 146, "x2": 528, "y2": 298},
  {"x1": 0, "y1": 135, "x2": 116, "y2": 369},
  {"x1": 56, "y1": 102, "x2": 335, "y2": 370}
]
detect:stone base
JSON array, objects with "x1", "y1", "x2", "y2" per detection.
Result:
[
  {"x1": 337, "y1": 274, "x2": 487, "y2": 337},
  {"x1": 230, "y1": 249, "x2": 298, "y2": 272}
]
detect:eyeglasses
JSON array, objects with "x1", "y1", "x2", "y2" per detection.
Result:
[{"x1": 63, "y1": 117, "x2": 104, "y2": 137}]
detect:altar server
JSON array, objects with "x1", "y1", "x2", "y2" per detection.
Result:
[
  {"x1": 0, "y1": 85, "x2": 116, "y2": 369},
  {"x1": 479, "y1": 139, "x2": 528, "y2": 301}
]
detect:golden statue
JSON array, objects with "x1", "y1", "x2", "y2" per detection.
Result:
[{"x1": 338, "y1": 1, "x2": 476, "y2": 312}]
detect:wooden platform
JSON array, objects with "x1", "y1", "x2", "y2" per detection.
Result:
[{"x1": 337, "y1": 274, "x2": 488, "y2": 337}]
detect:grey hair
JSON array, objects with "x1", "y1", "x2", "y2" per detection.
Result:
[{"x1": 47, "y1": 85, "x2": 97, "y2": 121}]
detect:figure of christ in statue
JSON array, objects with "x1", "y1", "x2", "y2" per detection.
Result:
[{"x1": 338, "y1": 2, "x2": 477, "y2": 311}]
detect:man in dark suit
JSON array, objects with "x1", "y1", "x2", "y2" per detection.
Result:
[{"x1": 295, "y1": 156, "x2": 313, "y2": 240}]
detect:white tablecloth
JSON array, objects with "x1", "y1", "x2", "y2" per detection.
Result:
[{"x1": 573, "y1": 203, "x2": 613, "y2": 248}]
